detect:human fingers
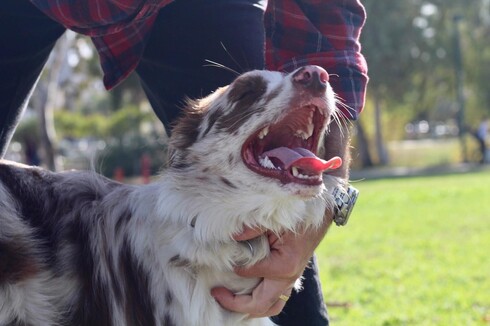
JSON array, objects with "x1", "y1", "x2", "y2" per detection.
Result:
[
  {"x1": 211, "y1": 278, "x2": 294, "y2": 318},
  {"x1": 234, "y1": 245, "x2": 303, "y2": 279},
  {"x1": 235, "y1": 228, "x2": 319, "y2": 279}
]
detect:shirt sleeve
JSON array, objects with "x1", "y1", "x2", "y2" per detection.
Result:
[
  {"x1": 264, "y1": 0, "x2": 368, "y2": 120},
  {"x1": 30, "y1": 0, "x2": 172, "y2": 90}
]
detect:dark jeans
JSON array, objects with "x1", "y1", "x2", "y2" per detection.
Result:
[{"x1": 0, "y1": 0, "x2": 329, "y2": 324}]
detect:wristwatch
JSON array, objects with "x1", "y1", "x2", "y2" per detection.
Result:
[{"x1": 332, "y1": 184, "x2": 359, "y2": 226}]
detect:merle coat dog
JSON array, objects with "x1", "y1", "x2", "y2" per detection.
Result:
[{"x1": 0, "y1": 66, "x2": 344, "y2": 326}]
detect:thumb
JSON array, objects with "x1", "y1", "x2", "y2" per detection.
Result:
[{"x1": 234, "y1": 252, "x2": 280, "y2": 278}]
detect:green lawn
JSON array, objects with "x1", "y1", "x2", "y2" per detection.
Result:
[{"x1": 317, "y1": 170, "x2": 490, "y2": 325}]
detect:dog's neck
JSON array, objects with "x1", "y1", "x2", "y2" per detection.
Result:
[
  {"x1": 125, "y1": 172, "x2": 325, "y2": 286},
  {"x1": 122, "y1": 178, "x2": 272, "y2": 325}
]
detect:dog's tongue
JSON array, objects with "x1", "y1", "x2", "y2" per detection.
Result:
[{"x1": 262, "y1": 147, "x2": 342, "y2": 174}]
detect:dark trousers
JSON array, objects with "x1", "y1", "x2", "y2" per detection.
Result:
[
  {"x1": 477, "y1": 137, "x2": 487, "y2": 164},
  {"x1": 0, "y1": 1, "x2": 329, "y2": 324}
]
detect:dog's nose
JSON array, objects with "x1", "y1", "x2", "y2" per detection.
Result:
[{"x1": 292, "y1": 65, "x2": 329, "y2": 95}]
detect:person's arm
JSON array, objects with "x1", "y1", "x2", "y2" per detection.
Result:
[
  {"x1": 212, "y1": 0, "x2": 368, "y2": 318},
  {"x1": 265, "y1": 0, "x2": 368, "y2": 121}
]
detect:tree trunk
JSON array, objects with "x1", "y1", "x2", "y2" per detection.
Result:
[
  {"x1": 374, "y1": 93, "x2": 389, "y2": 165},
  {"x1": 37, "y1": 34, "x2": 70, "y2": 171},
  {"x1": 355, "y1": 120, "x2": 373, "y2": 168}
]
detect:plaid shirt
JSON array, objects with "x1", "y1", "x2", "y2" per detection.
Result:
[{"x1": 30, "y1": 0, "x2": 368, "y2": 119}]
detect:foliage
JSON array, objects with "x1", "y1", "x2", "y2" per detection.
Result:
[
  {"x1": 11, "y1": 117, "x2": 40, "y2": 143},
  {"x1": 362, "y1": 0, "x2": 490, "y2": 125},
  {"x1": 96, "y1": 134, "x2": 167, "y2": 178},
  {"x1": 52, "y1": 105, "x2": 165, "y2": 177},
  {"x1": 317, "y1": 170, "x2": 490, "y2": 325},
  {"x1": 106, "y1": 105, "x2": 153, "y2": 138},
  {"x1": 54, "y1": 110, "x2": 108, "y2": 139},
  {"x1": 54, "y1": 105, "x2": 153, "y2": 139}
]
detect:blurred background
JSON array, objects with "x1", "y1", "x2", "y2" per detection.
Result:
[
  {"x1": 4, "y1": 1, "x2": 490, "y2": 324},
  {"x1": 5, "y1": 0, "x2": 490, "y2": 178}
]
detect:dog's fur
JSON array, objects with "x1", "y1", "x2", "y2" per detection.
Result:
[{"x1": 0, "y1": 67, "x2": 343, "y2": 326}]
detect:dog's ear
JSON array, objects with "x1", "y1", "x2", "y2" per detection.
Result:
[
  {"x1": 170, "y1": 99, "x2": 206, "y2": 151},
  {"x1": 169, "y1": 86, "x2": 229, "y2": 152},
  {"x1": 215, "y1": 75, "x2": 268, "y2": 134},
  {"x1": 167, "y1": 88, "x2": 229, "y2": 168}
]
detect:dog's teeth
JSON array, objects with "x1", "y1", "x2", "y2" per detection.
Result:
[
  {"x1": 292, "y1": 166, "x2": 299, "y2": 177},
  {"x1": 295, "y1": 130, "x2": 309, "y2": 140},
  {"x1": 258, "y1": 126, "x2": 269, "y2": 139},
  {"x1": 306, "y1": 122, "x2": 314, "y2": 138},
  {"x1": 292, "y1": 166, "x2": 319, "y2": 179},
  {"x1": 300, "y1": 173, "x2": 317, "y2": 179},
  {"x1": 259, "y1": 156, "x2": 276, "y2": 169}
]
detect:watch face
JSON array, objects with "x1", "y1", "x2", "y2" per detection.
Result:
[{"x1": 333, "y1": 185, "x2": 359, "y2": 226}]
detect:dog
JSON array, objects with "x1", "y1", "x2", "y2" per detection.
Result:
[{"x1": 0, "y1": 65, "x2": 344, "y2": 326}]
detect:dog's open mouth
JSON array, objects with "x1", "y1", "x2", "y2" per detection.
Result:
[{"x1": 241, "y1": 104, "x2": 342, "y2": 185}]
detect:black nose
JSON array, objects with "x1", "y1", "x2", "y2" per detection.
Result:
[{"x1": 292, "y1": 65, "x2": 329, "y2": 95}]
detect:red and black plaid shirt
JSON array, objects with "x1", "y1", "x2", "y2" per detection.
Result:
[{"x1": 30, "y1": 0, "x2": 368, "y2": 119}]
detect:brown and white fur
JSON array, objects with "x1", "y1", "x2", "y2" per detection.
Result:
[{"x1": 0, "y1": 66, "x2": 345, "y2": 326}]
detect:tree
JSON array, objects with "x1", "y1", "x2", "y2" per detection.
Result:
[
  {"x1": 360, "y1": 0, "x2": 490, "y2": 165},
  {"x1": 36, "y1": 34, "x2": 72, "y2": 171},
  {"x1": 361, "y1": 0, "x2": 424, "y2": 165}
]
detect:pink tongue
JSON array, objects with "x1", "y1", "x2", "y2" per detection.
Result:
[{"x1": 261, "y1": 147, "x2": 342, "y2": 174}]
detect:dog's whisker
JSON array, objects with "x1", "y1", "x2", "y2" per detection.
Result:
[
  {"x1": 203, "y1": 59, "x2": 240, "y2": 76},
  {"x1": 219, "y1": 42, "x2": 246, "y2": 73}
]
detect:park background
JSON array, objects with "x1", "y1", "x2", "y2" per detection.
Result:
[{"x1": 5, "y1": 0, "x2": 490, "y2": 325}]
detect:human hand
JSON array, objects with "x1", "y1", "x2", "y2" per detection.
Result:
[{"x1": 211, "y1": 216, "x2": 333, "y2": 318}]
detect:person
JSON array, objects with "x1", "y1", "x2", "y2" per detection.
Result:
[
  {"x1": 0, "y1": 0, "x2": 368, "y2": 325},
  {"x1": 476, "y1": 117, "x2": 489, "y2": 164}
]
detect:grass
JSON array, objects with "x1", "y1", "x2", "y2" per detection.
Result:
[{"x1": 316, "y1": 170, "x2": 490, "y2": 325}]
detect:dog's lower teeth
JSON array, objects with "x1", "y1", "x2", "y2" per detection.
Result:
[
  {"x1": 301, "y1": 174, "x2": 314, "y2": 179},
  {"x1": 292, "y1": 166, "x2": 299, "y2": 177},
  {"x1": 291, "y1": 166, "x2": 317, "y2": 179},
  {"x1": 259, "y1": 156, "x2": 277, "y2": 169}
]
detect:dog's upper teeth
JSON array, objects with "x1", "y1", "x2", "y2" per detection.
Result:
[
  {"x1": 307, "y1": 114, "x2": 313, "y2": 126},
  {"x1": 258, "y1": 126, "x2": 270, "y2": 139},
  {"x1": 295, "y1": 130, "x2": 309, "y2": 140},
  {"x1": 316, "y1": 106, "x2": 324, "y2": 116},
  {"x1": 306, "y1": 122, "x2": 314, "y2": 138}
]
